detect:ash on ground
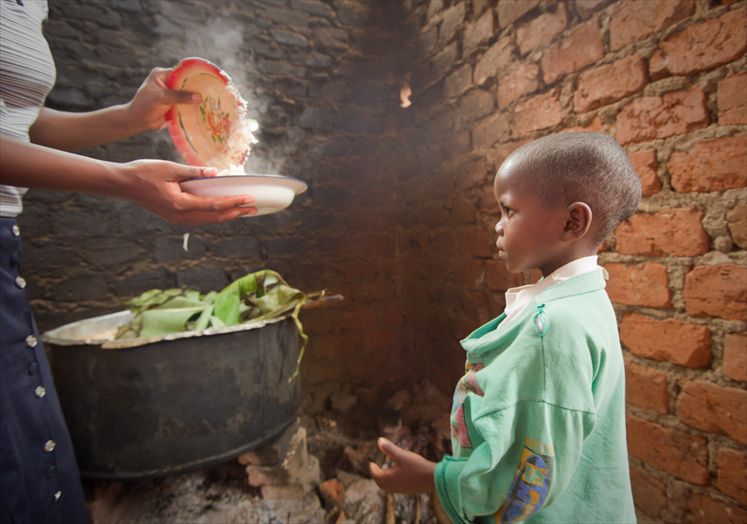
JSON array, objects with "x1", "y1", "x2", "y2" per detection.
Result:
[{"x1": 85, "y1": 381, "x2": 452, "y2": 524}]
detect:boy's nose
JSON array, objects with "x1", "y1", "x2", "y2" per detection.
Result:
[{"x1": 495, "y1": 221, "x2": 503, "y2": 234}]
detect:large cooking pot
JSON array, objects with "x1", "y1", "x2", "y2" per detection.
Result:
[{"x1": 43, "y1": 311, "x2": 300, "y2": 480}]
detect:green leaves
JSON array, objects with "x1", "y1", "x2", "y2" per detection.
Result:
[{"x1": 116, "y1": 270, "x2": 308, "y2": 339}]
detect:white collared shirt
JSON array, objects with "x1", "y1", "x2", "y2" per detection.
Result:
[{"x1": 496, "y1": 255, "x2": 600, "y2": 334}]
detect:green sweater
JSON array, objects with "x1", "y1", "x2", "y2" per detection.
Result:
[{"x1": 435, "y1": 269, "x2": 636, "y2": 524}]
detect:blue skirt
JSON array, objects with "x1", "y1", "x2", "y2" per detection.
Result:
[{"x1": 0, "y1": 217, "x2": 89, "y2": 524}]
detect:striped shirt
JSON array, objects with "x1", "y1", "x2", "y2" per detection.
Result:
[{"x1": 0, "y1": 0, "x2": 56, "y2": 217}]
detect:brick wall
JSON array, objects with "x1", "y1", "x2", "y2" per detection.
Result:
[
  {"x1": 19, "y1": 0, "x2": 746, "y2": 520},
  {"x1": 398, "y1": 0, "x2": 746, "y2": 522},
  {"x1": 22, "y1": 0, "x2": 411, "y2": 416}
]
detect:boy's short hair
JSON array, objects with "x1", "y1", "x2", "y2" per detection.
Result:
[{"x1": 504, "y1": 132, "x2": 641, "y2": 245}]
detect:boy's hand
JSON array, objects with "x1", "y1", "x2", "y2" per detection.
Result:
[{"x1": 369, "y1": 438, "x2": 436, "y2": 495}]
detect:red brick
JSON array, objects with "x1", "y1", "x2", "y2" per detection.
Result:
[
  {"x1": 688, "y1": 492, "x2": 747, "y2": 524},
  {"x1": 458, "y1": 90, "x2": 495, "y2": 124},
  {"x1": 513, "y1": 89, "x2": 566, "y2": 137},
  {"x1": 629, "y1": 464, "x2": 668, "y2": 517},
  {"x1": 574, "y1": 54, "x2": 648, "y2": 112},
  {"x1": 668, "y1": 134, "x2": 747, "y2": 192},
  {"x1": 615, "y1": 85, "x2": 709, "y2": 144},
  {"x1": 716, "y1": 447, "x2": 747, "y2": 504},
  {"x1": 497, "y1": 62, "x2": 539, "y2": 108},
  {"x1": 541, "y1": 19, "x2": 604, "y2": 84},
  {"x1": 718, "y1": 73, "x2": 747, "y2": 125},
  {"x1": 515, "y1": 3, "x2": 567, "y2": 55},
  {"x1": 562, "y1": 116, "x2": 604, "y2": 133},
  {"x1": 615, "y1": 208, "x2": 709, "y2": 256},
  {"x1": 439, "y1": 2, "x2": 465, "y2": 43},
  {"x1": 497, "y1": 0, "x2": 541, "y2": 28},
  {"x1": 609, "y1": 0, "x2": 695, "y2": 50},
  {"x1": 478, "y1": 183, "x2": 500, "y2": 214},
  {"x1": 627, "y1": 415, "x2": 709, "y2": 485},
  {"x1": 605, "y1": 263, "x2": 671, "y2": 307},
  {"x1": 727, "y1": 205, "x2": 747, "y2": 249},
  {"x1": 493, "y1": 140, "x2": 530, "y2": 167},
  {"x1": 473, "y1": 111, "x2": 510, "y2": 150},
  {"x1": 678, "y1": 380, "x2": 747, "y2": 444},
  {"x1": 456, "y1": 157, "x2": 488, "y2": 190},
  {"x1": 451, "y1": 256, "x2": 485, "y2": 288},
  {"x1": 458, "y1": 227, "x2": 494, "y2": 258},
  {"x1": 463, "y1": 8, "x2": 494, "y2": 52},
  {"x1": 684, "y1": 265, "x2": 747, "y2": 321},
  {"x1": 428, "y1": 42, "x2": 457, "y2": 81},
  {"x1": 576, "y1": 0, "x2": 610, "y2": 19},
  {"x1": 453, "y1": 197, "x2": 477, "y2": 224},
  {"x1": 620, "y1": 313, "x2": 711, "y2": 368},
  {"x1": 723, "y1": 333, "x2": 747, "y2": 382},
  {"x1": 444, "y1": 64, "x2": 472, "y2": 99},
  {"x1": 318, "y1": 478, "x2": 344, "y2": 508},
  {"x1": 474, "y1": 35, "x2": 513, "y2": 85},
  {"x1": 625, "y1": 359, "x2": 669, "y2": 413},
  {"x1": 628, "y1": 149, "x2": 662, "y2": 196},
  {"x1": 650, "y1": 9, "x2": 747, "y2": 78}
]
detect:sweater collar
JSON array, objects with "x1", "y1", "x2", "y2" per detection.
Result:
[{"x1": 460, "y1": 268, "x2": 608, "y2": 357}]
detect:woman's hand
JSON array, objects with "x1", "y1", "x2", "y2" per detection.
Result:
[
  {"x1": 369, "y1": 438, "x2": 436, "y2": 495},
  {"x1": 119, "y1": 159, "x2": 256, "y2": 224},
  {"x1": 125, "y1": 67, "x2": 200, "y2": 134}
]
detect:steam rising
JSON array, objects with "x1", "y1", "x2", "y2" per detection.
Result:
[{"x1": 154, "y1": 1, "x2": 291, "y2": 176}]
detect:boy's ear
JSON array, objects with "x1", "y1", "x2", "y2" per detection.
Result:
[{"x1": 562, "y1": 202, "x2": 593, "y2": 240}]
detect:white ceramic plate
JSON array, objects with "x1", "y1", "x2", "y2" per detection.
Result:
[{"x1": 180, "y1": 174, "x2": 307, "y2": 216}]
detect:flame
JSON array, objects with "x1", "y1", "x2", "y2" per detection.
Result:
[{"x1": 400, "y1": 82, "x2": 412, "y2": 109}]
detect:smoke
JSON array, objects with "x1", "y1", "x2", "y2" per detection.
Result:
[{"x1": 152, "y1": 0, "x2": 292, "y2": 176}]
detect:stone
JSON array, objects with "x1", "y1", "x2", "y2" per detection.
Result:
[
  {"x1": 727, "y1": 205, "x2": 747, "y2": 249},
  {"x1": 343, "y1": 479, "x2": 385, "y2": 524}
]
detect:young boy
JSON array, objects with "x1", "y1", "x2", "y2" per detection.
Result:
[{"x1": 370, "y1": 132, "x2": 641, "y2": 523}]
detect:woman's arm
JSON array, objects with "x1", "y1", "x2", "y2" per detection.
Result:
[
  {"x1": 29, "y1": 67, "x2": 197, "y2": 151},
  {"x1": 0, "y1": 135, "x2": 255, "y2": 224}
]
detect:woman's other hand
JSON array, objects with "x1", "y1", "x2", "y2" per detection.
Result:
[
  {"x1": 120, "y1": 159, "x2": 256, "y2": 224},
  {"x1": 369, "y1": 438, "x2": 436, "y2": 495},
  {"x1": 125, "y1": 67, "x2": 200, "y2": 134}
]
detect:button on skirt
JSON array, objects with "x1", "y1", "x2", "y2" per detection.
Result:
[{"x1": 0, "y1": 217, "x2": 89, "y2": 524}]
